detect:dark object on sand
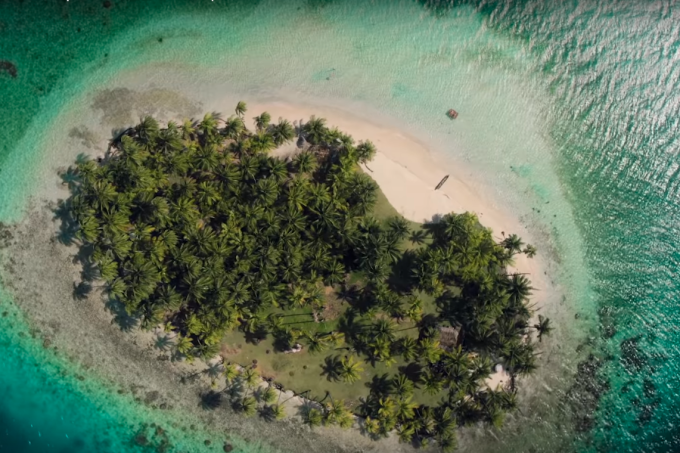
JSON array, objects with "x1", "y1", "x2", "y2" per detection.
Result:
[
  {"x1": 0, "y1": 61, "x2": 17, "y2": 78},
  {"x1": 435, "y1": 175, "x2": 449, "y2": 190},
  {"x1": 446, "y1": 109, "x2": 458, "y2": 119}
]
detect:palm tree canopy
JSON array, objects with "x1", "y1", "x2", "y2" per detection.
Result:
[
  {"x1": 63, "y1": 104, "x2": 541, "y2": 443},
  {"x1": 235, "y1": 101, "x2": 247, "y2": 118}
]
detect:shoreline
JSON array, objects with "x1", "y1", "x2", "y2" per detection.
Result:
[
  {"x1": 247, "y1": 100, "x2": 548, "y2": 285},
  {"x1": 0, "y1": 95, "x2": 567, "y2": 452},
  {"x1": 243, "y1": 100, "x2": 551, "y2": 391},
  {"x1": 247, "y1": 101, "x2": 551, "y2": 308}
]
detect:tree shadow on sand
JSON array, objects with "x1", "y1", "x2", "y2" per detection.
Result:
[
  {"x1": 200, "y1": 390, "x2": 223, "y2": 410},
  {"x1": 105, "y1": 298, "x2": 140, "y2": 331},
  {"x1": 154, "y1": 334, "x2": 175, "y2": 352},
  {"x1": 72, "y1": 281, "x2": 92, "y2": 300},
  {"x1": 53, "y1": 199, "x2": 80, "y2": 246}
]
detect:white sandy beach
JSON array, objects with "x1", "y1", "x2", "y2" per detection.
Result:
[
  {"x1": 241, "y1": 100, "x2": 547, "y2": 390},
  {"x1": 1, "y1": 85, "x2": 564, "y2": 453},
  {"x1": 245, "y1": 101, "x2": 546, "y2": 293}
]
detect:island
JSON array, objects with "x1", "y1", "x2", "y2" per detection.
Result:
[{"x1": 61, "y1": 101, "x2": 549, "y2": 451}]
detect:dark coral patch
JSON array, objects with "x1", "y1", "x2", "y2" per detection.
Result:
[{"x1": 0, "y1": 61, "x2": 17, "y2": 78}]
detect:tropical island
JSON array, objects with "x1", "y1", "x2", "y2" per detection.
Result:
[{"x1": 61, "y1": 101, "x2": 550, "y2": 452}]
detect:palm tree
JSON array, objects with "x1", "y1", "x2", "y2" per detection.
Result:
[
  {"x1": 533, "y1": 314, "x2": 552, "y2": 342},
  {"x1": 397, "y1": 337, "x2": 418, "y2": 361},
  {"x1": 269, "y1": 404, "x2": 286, "y2": 420},
  {"x1": 422, "y1": 369, "x2": 443, "y2": 396},
  {"x1": 254, "y1": 112, "x2": 271, "y2": 132},
  {"x1": 397, "y1": 423, "x2": 416, "y2": 443},
  {"x1": 368, "y1": 337, "x2": 394, "y2": 365},
  {"x1": 175, "y1": 335, "x2": 194, "y2": 357},
  {"x1": 387, "y1": 216, "x2": 410, "y2": 242},
  {"x1": 405, "y1": 297, "x2": 424, "y2": 323},
  {"x1": 418, "y1": 337, "x2": 442, "y2": 364},
  {"x1": 501, "y1": 340, "x2": 530, "y2": 373},
  {"x1": 270, "y1": 119, "x2": 295, "y2": 146},
  {"x1": 199, "y1": 112, "x2": 221, "y2": 142},
  {"x1": 235, "y1": 101, "x2": 247, "y2": 118},
  {"x1": 409, "y1": 228, "x2": 429, "y2": 246},
  {"x1": 356, "y1": 140, "x2": 377, "y2": 164},
  {"x1": 250, "y1": 132, "x2": 276, "y2": 154},
  {"x1": 266, "y1": 313, "x2": 284, "y2": 332},
  {"x1": 303, "y1": 332, "x2": 330, "y2": 354},
  {"x1": 239, "y1": 396, "x2": 257, "y2": 417},
  {"x1": 414, "y1": 406, "x2": 436, "y2": 436},
  {"x1": 501, "y1": 233, "x2": 524, "y2": 255},
  {"x1": 372, "y1": 319, "x2": 396, "y2": 342},
  {"x1": 523, "y1": 243, "x2": 537, "y2": 258},
  {"x1": 363, "y1": 416, "x2": 381, "y2": 436},
  {"x1": 293, "y1": 151, "x2": 316, "y2": 174},
  {"x1": 302, "y1": 116, "x2": 328, "y2": 144},
  {"x1": 135, "y1": 116, "x2": 160, "y2": 146},
  {"x1": 222, "y1": 116, "x2": 245, "y2": 140},
  {"x1": 324, "y1": 259, "x2": 345, "y2": 286},
  {"x1": 223, "y1": 363, "x2": 239, "y2": 386},
  {"x1": 506, "y1": 273, "x2": 533, "y2": 305},
  {"x1": 305, "y1": 408, "x2": 323, "y2": 427},
  {"x1": 180, "y1": 118, "x2": 196, "y2": 140},
  {"x1": 259, "y1": 386, "x2": 277, "y2": 404},
  {"x1": 395, "y1": 397, "x2": 418, "y2": 421},
  {"x1": 327, "y1": 331, "x2": 345, "y2": 347},
  {"x1": 337, "y1": 408, "x2": 355, "y2": 429},
  {"x1": 339, "y1": 355, "x2": 364, "y2": 383},
  {"x1": 241, "y1": 367, "x2": 260, "y2": 391},
  {"x1": 438, "y1": 433, "x2": 457, "y2": 453},
  {"x1": 392, "y1": 373, "x2": 415, "y2": 400}
]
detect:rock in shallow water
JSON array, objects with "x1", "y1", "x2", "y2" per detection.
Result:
[{"x1": 0, "y1": 61, "x2": 17, "y2": 78}]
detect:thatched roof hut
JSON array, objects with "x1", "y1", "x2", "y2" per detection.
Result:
[{"x1": 438, "y1": 326, "x2": 460, "y2": 350}]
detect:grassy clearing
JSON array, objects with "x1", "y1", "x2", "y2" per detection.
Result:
[
  {"x1": 219, "y1": 182, "x2": 430, "y2": 405},
  {"x1": 209, "y1": 155, "x2": 432, "y2": 406}
]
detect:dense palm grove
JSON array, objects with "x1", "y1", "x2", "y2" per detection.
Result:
[{"x1": 64, "y1": 102, "x2": 548, "y2": 451}]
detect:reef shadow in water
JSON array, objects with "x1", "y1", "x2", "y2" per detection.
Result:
[
  {"x1": 91, "y1": 87, "x2": 203, "y2": 130},
  {"x1": 0, "y1": 60, "x2": 17, "y2": 78}
]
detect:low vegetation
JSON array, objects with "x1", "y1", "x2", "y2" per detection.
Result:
[{"x1": 61, "y1": 102, "x2": 548, "y2": 451}]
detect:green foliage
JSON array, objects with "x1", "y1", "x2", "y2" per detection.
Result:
[
  {"x1": 305, "y1": 408, "x2": 323, "y2": 427},
  {"x1": 64, "y1": 105, "x2": 542, "y2": 450},
  {"x1": 239, "y1": 396, "x2": 257, "y2": 417},
  {"x1": 259, "y1": 386, "x2": 277, "y2": 404},
  {"x1": 67, "y1": 106, "x2": 380, "y2": 352},
  {"x1": 267, "y1": 403, "x2": 286, "y2": 420},
  {"x1": 339, "y1": 355, "x2": 364, "y2": 383}
]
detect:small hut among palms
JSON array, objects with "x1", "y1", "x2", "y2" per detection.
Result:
[{"x1": 438, "y1": 326, "x2": 460, "y2": 350}]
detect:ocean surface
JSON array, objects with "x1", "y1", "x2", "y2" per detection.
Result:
[{"x1": 0, "y1": 0, "x2": 678, "y2": 452}]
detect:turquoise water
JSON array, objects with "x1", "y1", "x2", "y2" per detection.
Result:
[{"x1": 0, "y1": 0, "x2": 678, "y2": 452}]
